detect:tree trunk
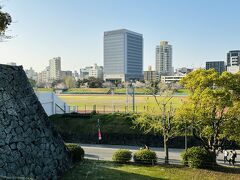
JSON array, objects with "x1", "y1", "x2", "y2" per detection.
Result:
[{"x1": 164, "y1": 134, "x2": 169, "y2": 164}]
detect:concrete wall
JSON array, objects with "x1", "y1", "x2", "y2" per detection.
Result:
[{"x1": 35, "y1": 92, "x2": 70, "y2": 116}]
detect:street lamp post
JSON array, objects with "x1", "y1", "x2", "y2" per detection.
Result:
[
  {"x1": 111, "y1": 86, "x2": 114, "y2": 114},
  {"x1": 132, "y1": 85, "x2": 135, "y2": 112},
  {"x1": 126, "y1": 82, "x2": 129, "y2": 113}
]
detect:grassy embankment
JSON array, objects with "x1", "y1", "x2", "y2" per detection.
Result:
[
  {"x1": 50, "y1": 113, "x2": 140, "y2": 136},
  {"x1": 49, "y1": 113, "x2": 197, "y2": 147},
  {"x1": 62, "y1": 160, "x2": 240, "y2": 180}
]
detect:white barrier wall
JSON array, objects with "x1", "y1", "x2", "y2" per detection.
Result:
[{"x1": 35, "y1": 92, "x2": 70, "y2": 116}]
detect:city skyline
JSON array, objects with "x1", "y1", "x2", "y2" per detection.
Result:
[{"x1": 1, "y1": 0, "x2": 240, "y2": 72}]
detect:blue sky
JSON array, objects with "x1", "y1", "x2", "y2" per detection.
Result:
[{"x1": 0, "y1": 0, "x2": 240, "y2": 72}]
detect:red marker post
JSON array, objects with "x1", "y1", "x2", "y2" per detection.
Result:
[{"x1": 97, "y1": 119, "x2": 102, "y2": 143}]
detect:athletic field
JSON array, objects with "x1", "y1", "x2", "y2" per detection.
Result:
[{"x1": 58, "y1": 94, "x2": 186, "y2": 113}]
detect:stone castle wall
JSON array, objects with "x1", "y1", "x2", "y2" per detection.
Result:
[{"x1": 0, "y1": 65, "x2": 71, "y2": 179}]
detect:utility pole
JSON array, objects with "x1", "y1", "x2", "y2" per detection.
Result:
[
  {"x1": 132, "y1": 85, "x2": 135, "y2": 112},
  {"x1": 111, "y1": 86, "x2": 114, "y2": 114},
  {"x1": 126, "y1": 82, "x2": 128, "y2": 113}
]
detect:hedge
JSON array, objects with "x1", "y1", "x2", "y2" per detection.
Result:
[
  {"x1": 112, "y1": 149, "x2": 132, "y2": 163},
  {"x1": 181, "y1": 146, "x2": 216, "y2": 168},
  {"x1": 66, "y1": 143, "x2": 85, "y2": 163},
  {"x1": 133, "y1": 149, "x2": 157, "y2": 164}
]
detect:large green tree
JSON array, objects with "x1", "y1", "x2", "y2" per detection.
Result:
[
  {"x1": 0, "y1": 6, "x2": 12, "y2": 40},
  {"x1": 176, "y1": 69, "x2": 240, "y2": 161}
]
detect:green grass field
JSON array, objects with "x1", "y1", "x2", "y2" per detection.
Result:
[
  {"x1": 62, "y1": 160, "x2": 240, "y2": 180},
  {"x1": 58, "y1": 94, "x2": 186, "y2": 113}
]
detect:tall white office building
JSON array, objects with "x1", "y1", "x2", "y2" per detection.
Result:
[
  {"x1": 49, "y1": 57, "x2": 61, "y2": 80},
  {"x1": 104, "y1": 29, "x2": 143, "y2": 82},
  {"x1": 156, "y1": 41, "x2": 173, "y2": 78}
]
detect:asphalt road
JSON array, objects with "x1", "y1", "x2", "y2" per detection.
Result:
[{"x1": 80, "y1": 143, "x2": 240, "y2": 166}]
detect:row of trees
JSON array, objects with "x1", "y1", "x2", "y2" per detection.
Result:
[{"x1": 135, "y1": 69, "x2": 240, "y2": 164}]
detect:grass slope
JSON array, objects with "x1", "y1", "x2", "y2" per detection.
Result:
[
  {"x1": 49, "y1": 113, "x2": 141, "y2": 135},
  {"x1": 62, "y1": 160, "x2": 240, "y2": 180}
]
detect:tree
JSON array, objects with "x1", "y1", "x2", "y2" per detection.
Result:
[
  {"x1": 64, "y1": 76, "x2": 76, "y2": 88},
  {"x1": 28, "y1": 78, "x2": 36, "y2": 87},
  {"x1": 76, "y1": 79, "x2": 88, "y2": 87},
  {"x1": 88, "y1": 77, "x2": 104, "y2": 88},
  {"x1": 0, "y1": 6, "x2": 12, "y2": 40},
  {"x1": 176, "y1": 69, "x2": 240, "y2": 163},
  {"x1": 51, "y1": 79, "x2": 64, "y2": 88},
  {"x1": 134, "y1": 82, "x2": 179, "y2": 164}
]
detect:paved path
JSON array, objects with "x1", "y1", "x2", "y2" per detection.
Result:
[{"x1": 80, "y1": 144, "x2": 240, "y2": 166}]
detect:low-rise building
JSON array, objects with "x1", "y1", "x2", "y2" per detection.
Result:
[
  {"x1": 161, "y1": 74, "x2": 186, "y2": 83},
  {"x1": 6, "y1": 62, "x2": 17, "y2": 66},
  {"x1": 89, "y1": 64, "x2": 103, "y2": 79},
  {"x1": 25, "y1": 67, "x2": 38, "y2": 81},
  {"x1": 206, "y1": 61, "x2": 226, "y2": 74},
  {"x1": 73, "y1": 70, "x2": 79, "y2": 80},
  {"x1": 176, "y1": 67, "x2": 193, "y2": 74},
  {"x1": 80, "y1": 63, "x2": 103, "y2": 80},
  {"x1": 38, "y1": 66, "x2": 50, "y2": 83},
  {"x1": 61, "y1": 70, "x2": 73, "y2": 79},
  {"x1": 144, "y1": 65, "x2": 156, "y2": 82},
  {"x1": 227, "y1": 66, "x2": 240, "y2": 74}
]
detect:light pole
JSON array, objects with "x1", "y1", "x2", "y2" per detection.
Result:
[
  {"x1": 132, "y1": 85, "x2": 135, "y2": 112},
  {"x1": 129, "y1": 81, "x2": 135, "y2": 112},
  {"x1": 126, "y1": 82, "x2": 129, "y2": 113},
  {"x1": 111, "y1": 85, "x2": 114, "y2": 113}
]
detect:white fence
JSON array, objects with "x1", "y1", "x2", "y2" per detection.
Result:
[{"x1": 35, "y1": 92, "x2": 70, "y2": 116}]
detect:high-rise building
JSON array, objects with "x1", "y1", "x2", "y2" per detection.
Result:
[
  {"x1": 49, "y1": 57, "x2": 61, "y2": 80},
  {"x1": 156, "y1": 41, "x2": 173, "y2": 78},
  {"x1": 227, "y1": 50, "x2": 240, "y2": 74},
  {"x1": 104, "y1": 29, "x2": 143, "y2": 82},
  {"x1": 206, "y1": 61, "x2": 226, "y2": 74},
  {"x1": 144, "y1": 65, "x2": 156, "y2": 82}
]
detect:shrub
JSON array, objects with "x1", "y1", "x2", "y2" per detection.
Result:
[
  {"x1": 133, "y1": 149, "x2": 157, "y2": 164},
  {"x1": 181, "y1": 146, "x2": 216, "y2": 168},
  {"x1": 66, "y1": 143, "x2": 85, "y2": 163},
  {"x1": 112, "y1": 149, "x2": 132, "y2": 163}
]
